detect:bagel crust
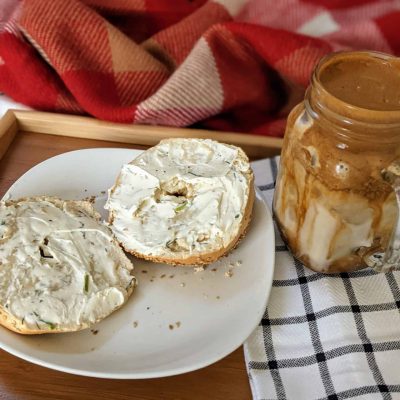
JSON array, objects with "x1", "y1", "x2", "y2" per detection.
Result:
[
  {"x1": 0, "y1": 197, "x2": 136, "y2": 335},
  {"x1": 106, "y1": 138, "x2": 254, "y2": 265}
]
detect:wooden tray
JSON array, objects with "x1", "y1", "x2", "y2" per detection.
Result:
[
  {"x1": 0, "y1": 108, "x2": 282, "y2": 400},
  {"x1": 0, "y1": 109, "x2": 283, "y2": 161}
]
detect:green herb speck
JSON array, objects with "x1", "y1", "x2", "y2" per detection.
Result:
[
  {"x1": 33, "y1": 312, "x2": 56, "y2": 330},
  {"x1": 39, "y1": 319, "x2": 56, "y2": 330},
  {"x1": 174, "y1": 202, "x2": 188, "y2": 212},
  {"x1": 235, "y1": 214, "x2": 240, "y2": 218},
  {"x1": 84, "y1": 274, "x2": 89, "y2": 293}
]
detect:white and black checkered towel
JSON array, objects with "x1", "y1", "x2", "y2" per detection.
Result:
[{"x1": 245, "y1": 157, "x2": 400, "y2": 400}]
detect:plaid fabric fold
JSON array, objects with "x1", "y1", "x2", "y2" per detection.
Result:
[
  {"x1": 245, "y1": 158, "x2": 400, "y2": 400},
  {"x1": 1, "y1": 0, "x2": 400, "y2": 136}
]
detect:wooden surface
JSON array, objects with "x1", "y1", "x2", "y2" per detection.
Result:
[
  {"x1": 13, "y1": 110, "x2": 283, "y2": 159},
  {"x1": 0, "y1": 131, "x2": 253, "y2": 400}
]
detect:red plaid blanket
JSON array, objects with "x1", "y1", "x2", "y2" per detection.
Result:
[{"x1": 1, "y1": 0, "x2": 399, "y2": 137}]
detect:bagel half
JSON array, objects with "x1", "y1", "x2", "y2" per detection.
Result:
[
  {"x1": 106, "y1": 138, "x2": 254, "y2": 265},
  {"x1": 0, "y1": 197, "x2": 136, "y2": 335}
]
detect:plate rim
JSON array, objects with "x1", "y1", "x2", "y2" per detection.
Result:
[{"x1": 0, "y1": 148, "x2": 275, "y2": 379}]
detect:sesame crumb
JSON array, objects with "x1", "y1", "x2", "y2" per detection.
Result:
[
  {"x1": 146, "y1": 307, "x2": 150, "y2": 310},
  {"x1": 133, "y1": 321, "x2": 138, "y2": 328},
  {"x1": 100, "y1": 190, "x2": 106, "y2": 195},
  {"x1": 141, "y1": 270, "x2": 148, "y2": 274},
  {"x1": 225, "y1": 269, "x2": 234, "y2": 278},
  {"x1": 194, "y1": 266, "x2": 205, "y2": 273},
  {"x1": 169, "y1": 275, "x2": 174, "y2": 279},
  {"x1": 216, "y1": 296, "x2": 220, "y2": 299},
  {"x1": 150, "y1": 279, "x2": 154, "y2": 282},
  {"x1": 160, "y1": 274, "x2": 166, "y2": 279},
  {"x1": 211, "y1": 268, "x2": 217, "y2": 272},
  {"x1": 180, "y1": 282, "x2": 186, "y2": 287},
  {"x1": 176, "y1": 321, "x2": 181, "y2": 328},
  {"x1": 169, "y1": 324, "x2": 174, "y2": 330},
  {"x1": 91, "y1": 329, "x2": 99, "y2": 335}
]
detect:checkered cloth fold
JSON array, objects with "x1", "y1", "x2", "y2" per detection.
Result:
[
  {"x1": 2, "y1": 0, "x2": 400, "y2": 136},
  {"x1": 245, "y1": 157, "x2": 400, "y2": 400}
]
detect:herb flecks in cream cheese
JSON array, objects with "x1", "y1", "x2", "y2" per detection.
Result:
[
  {"x1": 0, "y1": 198, "x2": 134, "y2": 332},
  {"x1": 105, "y1": 139, "x2": 251, "y2": 258}
]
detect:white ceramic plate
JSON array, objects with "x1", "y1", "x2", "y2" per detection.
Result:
[{"x1": 0, "y1": 148, "x2": 274, "y2": 379}]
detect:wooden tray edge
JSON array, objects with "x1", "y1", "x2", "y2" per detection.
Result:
[{"x1": 2, "y1": 110, "x2": 283, "y2": 159}]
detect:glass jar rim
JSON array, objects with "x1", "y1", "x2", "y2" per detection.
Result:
[{"x1": 307, "y1": 50, "x2": 400, "y2": 142}]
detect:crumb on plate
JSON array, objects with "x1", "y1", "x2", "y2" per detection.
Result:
[{"x1": 225, "y1": 269, "x2": 233, "y2": 278}]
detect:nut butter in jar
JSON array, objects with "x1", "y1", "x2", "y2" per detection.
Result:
[{"x1": 273, "y1": 51, "x2": 400, "y2": 273}]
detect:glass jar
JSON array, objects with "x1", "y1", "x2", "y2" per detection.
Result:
[{"x1": 273, "y1": 51, "x2": 400, "y2": 273}]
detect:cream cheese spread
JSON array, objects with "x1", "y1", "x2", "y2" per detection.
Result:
[
  {"x1": 105, "y1": 139, "x2": 252, "y2": 259},
  {"x1": 0, "y1": 198, "x2": 135, "y2": 332}
]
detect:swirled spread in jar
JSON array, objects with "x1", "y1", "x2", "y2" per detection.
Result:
[
  {"x1": 274, "y1": 51, "x2": 400, "y2": 273},
  {"x1": 320, "y1": 53, "x2": 400, "y2": 111}
]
